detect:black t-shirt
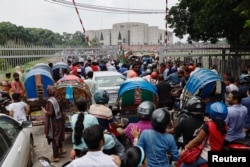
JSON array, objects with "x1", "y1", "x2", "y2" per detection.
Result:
[
  {"x1": 156, "y1": 81, "x2": 173, "y2": 108},
  {"x1": 174, "y1": 116, "x2": 204, "y2": 146}
]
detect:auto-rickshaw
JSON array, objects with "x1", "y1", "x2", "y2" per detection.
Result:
[
  {"x1": 117, "y1": 77, "x2": 159, "y2": 122},
  {"x1": 56, "y1": 79, "x2": 91, "y2": 131},
  {"x1": 178, "y1": 68, "x2": 226, "y2": 121}
]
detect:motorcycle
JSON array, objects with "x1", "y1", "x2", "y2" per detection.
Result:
[
  {"x1": 0, "y1": 90, "x2": 11, "y2": 114},
  {"x1": 117, "y1": 77, "x2": 159, "y2": 123},
  {"x1": 224, "y1": 131, "x2": 250, "y2": 151},
  {"x1": 176, "y1": 68, "x2": 226, "y2": 124}
]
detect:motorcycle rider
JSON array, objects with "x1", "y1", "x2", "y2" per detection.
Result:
[
  {"x1": 116, "y1": 101, "x2": 155, "y2": 145},
  {"x1": 178, "y1": 102, "x2": 228, "y2": 167},
  {"x1": 89, "y1": 89, "x2": 125, "y2": 132},
  {"x1": 168, "y1": 96, "x2": 205, "y2": 148},
  {"x1": 136, "y1": 108, "x2": 179, "y2": 167}
]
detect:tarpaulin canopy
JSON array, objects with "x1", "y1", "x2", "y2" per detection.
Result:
[
  {"x1": 118, "y1": 77, "x2": 157, "y2": 97},
  {"x1": 182, "y1": 68, "x2": 226, "y2": 109}
]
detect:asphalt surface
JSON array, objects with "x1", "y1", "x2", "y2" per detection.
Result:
[{"x1": 31, "y1": 125, "x2": 73, "y2": 167}]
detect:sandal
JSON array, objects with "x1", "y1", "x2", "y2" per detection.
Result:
[{"x1": 51, "y1": 157, "x2": 59, "y2": 162}]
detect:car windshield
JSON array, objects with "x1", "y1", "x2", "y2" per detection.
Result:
[
  {"x1": 96, "y1": 75, "x2": 124, "y2": 87},
  {"x1": 0, "y1": 129, "x2": 9, "y2": 162}
]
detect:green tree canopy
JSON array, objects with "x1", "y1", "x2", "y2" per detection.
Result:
[
  {"x1": 0, "y1": 22, "x2": 98, "y2": 47},
  {"x1": 168, "y1": 0, "x2": 250, "y2": 45}
]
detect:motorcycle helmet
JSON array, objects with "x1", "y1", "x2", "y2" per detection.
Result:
[
  {"x1": 151, "y1": 71, "x2": 158, "y2": 79},
  {"x1": 151, "y1": 108, "x2": 171, "y2": 133},
  {"x1": 186, "y1": 96, "x2": 205, "y2": 113},
  {"x1": 147, "y1": 64, "x2": 153, "y2": 70},
  {"x1": 94, "y1": 89, "x2": 109, "y2": 104},
  {"x1": 145, "y1": 69, "x2": 152, "y2": 74},
  {"x1": 151, "y1": 63, "x2": 157, "y2": 69},
  {"x1": 188, "y1": 65, "x2": 194, "y2": 72},
  {"x1": 239, "y1": 74, "x2": 250, "y2": 84},
  {"x1": 207, "y1": 102, "x2": 228, "y2": 120},
  {"x1": 137, "y1": 101, "x2": 155, "y2": 120}
]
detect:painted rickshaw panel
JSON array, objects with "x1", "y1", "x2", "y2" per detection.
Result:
[
  {"x1": 117, "y1": 77, "x2": 159, "y2": 118},
  {"x1": 56, "y1": 80, "x2": 91, "y2": 131}
]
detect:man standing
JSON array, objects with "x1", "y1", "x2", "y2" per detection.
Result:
[
  {"x1": 84, "y1": 71, "x2": 98, "y2": 104},
  {"x1": 225, "y1": 90, "x2": 248, "y2": 143},
  {"x1": 155, "y1": 74, "x2": 173, "y2": 108},
  {"x1": 1, "y1": 72, "x2": 11, "y2": 93},
  {"x1": 10, "y1": 72, "x2": 25, "y2": 99},
  {"x1": 8, "y1": 93, "x2": 30, "y2": 122},
  {"x1": 67, "y1": 125, "x2": 120, "y2": 167},
  {"x1": 126, "y1": 63, "x2": 140, "y2": 78}
]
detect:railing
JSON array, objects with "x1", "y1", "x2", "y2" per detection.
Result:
[
  {"x1": 159, "y1": 45, "x2": 250, "y2": 78},
  {"x1": 0, "y1": 45, "x2": 119, "y2": 78},
  {"x1": 1, "y1": 44, "x2": 250, "y2": 80}
]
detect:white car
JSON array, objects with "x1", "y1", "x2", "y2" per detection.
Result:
[
  {"x1": 93, "y1": 71, "x2": 126, "y2": 110},
  {"x1": 0, "y1": 114, "x2": 33, "y2": 167}
]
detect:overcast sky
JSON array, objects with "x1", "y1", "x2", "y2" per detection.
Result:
[{"x1": 0, "y1": 0, "x2": 181, "y2": 41}]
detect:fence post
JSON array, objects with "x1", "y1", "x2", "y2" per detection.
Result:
[{"x1": 221, "y1": 48, "x2": 226, "y2": 76}]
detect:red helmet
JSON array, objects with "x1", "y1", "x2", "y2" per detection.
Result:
[
  {"x1": 188, "y1": 65, "x2": 194, "y2": 71},
  {"x1": 151, "y1": 71, "x2": 158, "y2": 79}
]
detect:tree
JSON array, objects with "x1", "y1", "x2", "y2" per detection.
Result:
[
  {"x1": 235, "y1": 0, "x2": 250, "y2": 28},
  {"x1": 168, "y1": 0, "x2": 250, "y2": 45},
  {"x1": 0, "y1": 22, "x2": 90, "y2": 47}
]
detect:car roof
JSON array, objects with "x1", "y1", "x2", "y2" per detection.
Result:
[
  {"x1": 0, "y1": 113, "x2": 17, "y2": 121},
  {"x1": 0, "y1": 113, "x2": 7, "y2": 117},
  {"x1": 93, "y1": 71, "x2": 124, "y2": 77}
]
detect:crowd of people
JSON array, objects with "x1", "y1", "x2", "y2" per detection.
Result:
[{"x1": 1, "y1": 56, "x2": 250, "y2": 167}]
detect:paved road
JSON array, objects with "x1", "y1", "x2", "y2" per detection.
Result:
[{"x1": 31, "y1": 125, "x2": 73, "y2": 167}]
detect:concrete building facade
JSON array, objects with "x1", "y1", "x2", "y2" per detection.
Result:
[{"x1": 85, "y1": 22, "x2": 173, "y2": 46}]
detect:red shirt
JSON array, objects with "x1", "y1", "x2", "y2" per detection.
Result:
[
  {"x1": 10, "y1": 80, "x2": 25, "y2": 97},
  {"x1": 70, "y1": 65, "x2": 78, "y2": 75}
]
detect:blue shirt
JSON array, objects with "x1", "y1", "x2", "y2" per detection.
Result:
[
  {"x1": 164, "y1": 72, "x2": 180, "y2": 85},
  {"x1": 241, "y1": 96, "x2": 250, "y2": 128},
  {"x1": 137, "y1": 129, "x2": 179, "y2": 167},
  {"x1": 225, "y1": 104, "x2": 248, "y2": 141}
]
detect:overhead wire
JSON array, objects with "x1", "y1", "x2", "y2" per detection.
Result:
[{"x1": 45, "y1": 0, "x2": 166, "y2": 14}]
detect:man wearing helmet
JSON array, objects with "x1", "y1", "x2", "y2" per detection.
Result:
[
  {"x1": 142, "y1": 71, "x2": 158, "y2": 85},
  {"x1": 168, "y1": 96, "x2": 205, "y2": 148},
  {"x1": 135, "y1": 108, "x2": 179, "y2": 167},
  {"x1": 116, "y1": 101, "x2": 155, "y2": 144},
  {"x1": 89, "y1": 89, "x2": 125, "y2": 132},
  {"x1": 178, "y1": 102, "x2": 228, "y2": 167}
]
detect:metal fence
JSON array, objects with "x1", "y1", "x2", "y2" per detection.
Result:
[
  {"x1": 1, "y1": 44, "x2": 250, "y2": 81},
  {"x1": 159, "y1": 44, "x2": 250, "y2": 79},
  {"x1": 0, "y1": 45, "x2": 119, "y2": 78}
]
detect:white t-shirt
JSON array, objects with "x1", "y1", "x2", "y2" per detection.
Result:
[
  {"x1": 67, "y1": 151, "x2": 118, "y2": 167},
  {"x1": 8, "y1": 102, "x2": 28, "y2": 122}
]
